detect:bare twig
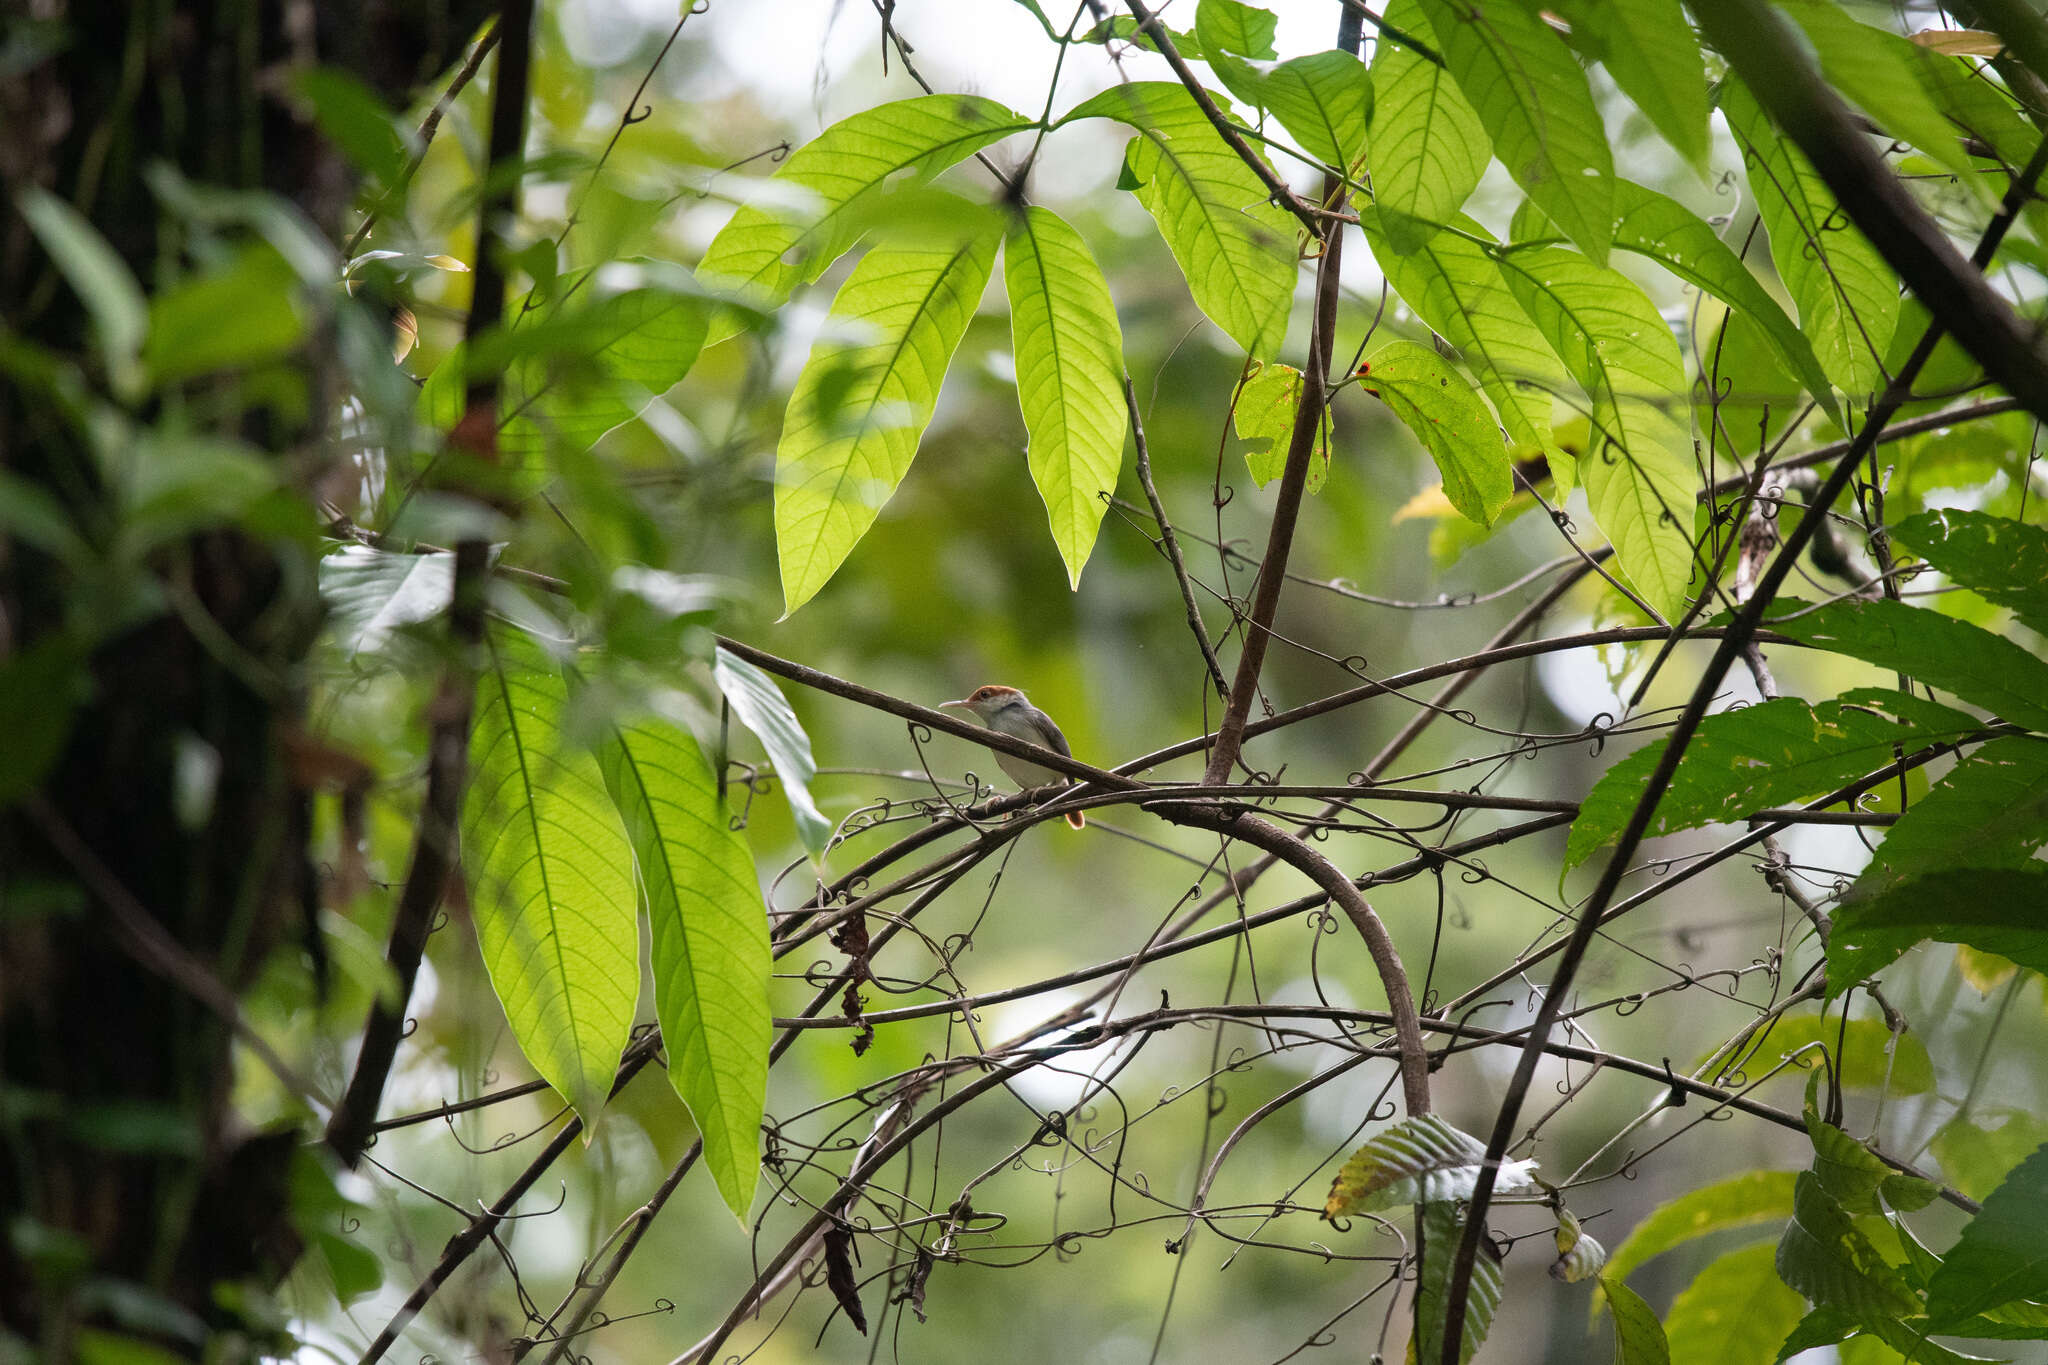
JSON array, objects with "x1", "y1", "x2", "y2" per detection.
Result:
[{"x1": 1127, "y1": 373, "x2": 1228, "y2": 697}]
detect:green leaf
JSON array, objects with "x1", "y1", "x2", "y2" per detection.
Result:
[
  {"x1": 1003, "y1": 206, "x2": 1129, "y2": 587},
  {"x1": 1933, "y1": 1111, "x2": 2048, "y2": 1203},
  {"x1": 144, "y1": 242, "x2": 305, "y2": 385},
  {"x1": 1926, "y1": 1143, "x2": 2048, "y2": 1325},
  {"x1": 1493, "y1": 245, "x2": 1696, "y2": 618},
  {"x1": 1915, "y1": 53, "x2": 2040, "y2": 171},
  {"x1": 19, "y1": 187, "x2": 147, "y2": 397},
  {"x1": 1413, "y1": 0, "x2": 1614, "y2": 261},
  {"x1": 1861, "y1": 737, "x2": 2048, "y2": 886},
  {"x1": 1066, "y1": 82, "x2": 1298, "y2": 361},
  {"x1": 1359, "y1": 210, "x2": 1576, "y2": 487},
  {"x1": 1830, "y1": 867, "x2": 2048, "y2": 996},
  {"x1": 1723, "y1": 79, "x2": 1899, "y2": 400},
  {"x1": 512, "y1": 272, "x2": 710, "y2": 456},
  {"x1": 1776, "y1": 1172, "x2": 1922, "y2": 1320},
  {"x1": 597, "y1": 716, "x2": 770, "y2": 1221},
  {"x1": 1602, "y1": 1171, "x2": 1799, "y2": 1298},
  {"x1": 1698, "y1": 1014, "x2": 1933, "y2": 1097},
  {"x1": 1807, "y1": 1117, "x2": 1934, "y2": 1214},
  {"x1": 1233, "y1": 362, "x2": 1329, "y2": 493},
  {"x1": 1259, "y1": 50, "x2": 1373, "y2": 173},
  {"x1": 1551, "y1": 1209, "x2": 1608, "y2": 1283},
  {"x1": 1603, "y1": 1278, "x2": 1671, "y2": 1365},
  {"x1": 712, "y1": 646, "x2": 833, "y2": 860},
  {"x1": 291, "y1": 67, "x2": 410, "y2": 187},
  {"x1": 466, "y1": 635, "x2": 639, "y2": 1131},
  {"x1": 774, "y1": 228, "x2": 999, "y2": 616},
  {"x1": 1370, "y1": 0, "x2": 1490, "y2": 232},
  {"x1": 697, "y1": 95, "x2": 1031, "y2": 336},
  {"x1": 0, "y1": 637, "x2": 88, "y2": 804},
  {"x1": 1323, "y1": 1115, "x2": 1537, "y2": 1217},
  {"x1": 1413, "y1": 1200, "x2": 1503, "y2": 1365},
  {"x1": 1608, "y1": 180, "x2": 1843, "y2": 432},
  {"x1": 1193, "y1": 0, "x2": 1278, "y2": 111},
  {"x1": 1358, "y1": 339, "x2": 1512, "y2": 526},
  {"x1": 1565, "y1": 691, "x2": 1983, "y2": 869},
  {"x1": 1891, "y1": 508, "x2": 2048, "y2": 638},
  {"x1": 1664, "y1": 1241, "x2": 1807, "y2": 1365},
  {"x1": 1550, "y1": 0, "x2": 1709, "y2": 172},
  {"x1": 1764, "y1": 598, "x2": 2048, "y2": 732}
]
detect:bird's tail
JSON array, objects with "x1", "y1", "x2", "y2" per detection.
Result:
[{"x1": 1064, "y1": 810, "x2": 1085, "y2": 830}]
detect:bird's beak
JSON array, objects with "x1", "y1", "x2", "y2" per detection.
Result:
[{"x1": 938, "y1": 698, "x2": 970, "y2": 710}]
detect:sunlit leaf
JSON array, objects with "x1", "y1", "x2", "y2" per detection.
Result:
[
  {"x1": 597, "y1": 716, "x2": 770, "y2": 1221},
  {"x1": 466, "y1": 635, "x2": 639, "y2": 1132},
  {"x1": 1371, "y1": 0, "x2": 1489, "y2": 231},
  {"x1": 1723, "y1": 79, "x2": 1899, "y2": 400},
  {"x1": 1358, "y1": 339, "x2": 1512, "y2": 526},
  {"x1": 713, "y1": 646, "x2": 833, "y2": 860},
  {"x1": 1493, "y1": 245, "x2": 1695, "y2": 618},
  {"x1": 1193, "y1": 0, "x2": 1277, "y2": 111},
  {"x1": 774, "y1": 227, "x2": 999, "y2": 616},
  {"x1": 1065, "y1": 82, "x2": 1297, "y2": 360},
  {"x1": 1259, "y1": 50, "x2": 1373, "y2": 173},
  {"x1": 1550, "y1": 0, "x2": 1709, "y2": 172},
  {"x1": 1413, "y1": 0, "x2": 1614, "y2": 261},
  {"x1": 1599, "y1": 1171, "x2": 1797, "y2": 1316},
  {"x1": 1003, "y1": 206, "x2": 1128, "y2": 587},
  {"x1": 1233, "y1": 361, "x2": 1328, "y2": 492}
]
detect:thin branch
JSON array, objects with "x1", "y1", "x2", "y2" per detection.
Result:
[
  {"x1": 341, "y1": 19, "x2": 501, "y2": 259},
  {"x1": 1127, "y1": 373, "x2": 1228, "y2": 696}
]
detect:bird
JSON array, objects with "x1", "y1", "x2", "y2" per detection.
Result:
[{"x1": 938, "y1": 685, "x2": 1087, "y2": 829}]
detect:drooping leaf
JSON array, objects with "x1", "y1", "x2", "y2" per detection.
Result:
[
  {"x1": 1723, "y1": 80, "x2": 1899, "y2": 400},
  {"x1": 1412, "y1": 0, "x2": 1614, "y2": 261},
  {"x1": 1360, "y1": 210, "x2": 1577, "y2": 489},
  {"x1": 1664, "y1": 1240, "x2": 1807, "y2": 1365},
  {"x1": 1358, "y1": 339, "x2": 1513, "y2": 526},
  {"x1": 1775, "y1": 1172, "x2": 1923, "y2": 1320},
  {"x1": 1926, "y1": 1144, "x2": 2048, "y2": 1326},
  {"x1": 466, "y1": 634, "x2": 639, "y2": 1131},
  {"x1": 697, "y1": 95, "x2": 1031, "y2": 336},
  {"x1": 713, "y1": 646, "x2": 833, "y2": 860},
  {"x1": 1697, "y1": 1014, "x2": 1934, "y2": 1098},
  {"x1": 1891, "y1": 508, "x2": 2048, "y2": 637},
  {"x1": 1003, "y1": 206, "x2": 1129, "y2": 587},
  {"x1": 1233, "y1": 362, "x2": 1329, "y2": 492},
  {"x1": 597, "y1": 715, "x2": 771, "y2": 1221},
  {"x1": 1369, "y1": 0, "x2": 1490, "y2": 236},
  {"x1": 1566, "y1": 691, "x2": 1984, "y2": 869},
  {"x1": 774, "y1": 227, "x2": 1000, "y2": 616},
  {"x1": 1493, "y1": 245, "x2": 1696, "y2": 618},
  {"x1": 1934, "y1": 1112, "x2": 2048, "y2": 1204},
  {"x1": 1412, "y1": 1200, "x2": 1503, "y2": 1365},
  {"x1": 1259, "y1": 50, "x2": 1373, "y2": 173},
  {"x1": 1607, "y1": 180, "x2": 1842, "y2": 431},
  {"x1": 1550, "y1": 0, "x2": 1709, "y2": 172},
  {"x1": 1764, "y1": 599, "x2": 2048, "y2": 732},
  {"x1": 1599, "y1": 1171, "x2": 1798, "y2": 1316},
  {"x1": 1603, "y1": 1278, "x2": 1671, "y2": 1365},
  {"x1": 1064, "y1": 82, "x2": 1297, "y2": 360},
  {"x1": 1324, "y1": 1114, "x2": 1537, "y2": 1217}
]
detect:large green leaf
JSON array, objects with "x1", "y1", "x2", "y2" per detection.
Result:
[
  {"x1": 1550, "y1": 0, "x2": 1708, "y2": 172},
  {"x1": 1412, "y1": 1200, "x2": 1503, "y2": 1365},
  {"x1": 1601, "y1": 1171, "x2": 1798, "y2": 1304},
  {"x1": 1565, "y1": 690, "x2": 1983, "y2": 869},
  {"x1": 1064, "y1": 82, "x2": 1297, "y2": 360},
  {"x1": 1696, "y1": 1015, "x2": 1934, "y2": 1097},
  {"x1": 1003, "y1": 206, "x2": 1128, "y2": 587},
  {"x1": 1723, "y1": 80, "x2": 1899, "y2": 400},
  {"x1": 712, "y1": 646, "x2": 833, "y2": 860},
  {"x1": 1233, "y1": 362, "x2": 1329, "y2": 493},
  {"x1": 1934, "y1": 1112, "x2": 2048, "y2": 1203},
  {"x1": 1360, "y1": 210, "x2": 1576, "y2": 487},
  {"x1": 1891, "y1": 508, "x2": 2048, "y2": 637},
  {"x1": 1413, "y1": 0, "x2": 1614, "y2": 261},
  {"x1": 774, "y1": 227, "x2": 999, "y2": 616},
  {"x1": 512, "y1": 273, "x2": 710, "y2": 456},
  {"x1": 144, "y1": 243, "x2": 306, "y2": 386},
  {"x1": 1603, "y1": 1278, "x2": 1671, "y2": 1365},
  {"x1": 1830, "y1": 867, "x2": 2048, "y2": 997},
  {"x1": 466, "y1": 636, "x2": 639, "y2": 1130},
  {"x1": 1764, "y1": 599, "x2": 2048, "y2": 732},
  {"x1": 1607, "y1": 180, "x2": 1842, "y2": 431},
  {"x1": 1778, "y1": 1173, "x2": 1921, "y2": 1320},
  {"x1": 697, "y1": 95, "x2": 1031, "y2": 336},
  {"x1": 1369, "y1": 0, "x2": 1489, "y2": 236},
  {"x1": 1494, "y1": 244, "x2": 1696, "y2": 618},
  {"x1": 1259, "y1": 50, "x2": 1373, "y2": 173},
  {"x1": 1324, "y1": 1115, "x2": 1536, "y2": 1216},
  {"x1": 1192, "y1": 0, "x2": 1277, "y2": 111},
  {"x1": 1358, "y1": 339, "x2": 1512, "y2": 526},
  {"x1": 1916, "y1": 1146, "x2": 2048, "y2": 1326},
  {"x1": 597, "y1": 716, "x2": 771, "y2": 1222},
  {"x1": 1806, "y1": 1118, "x2": 1939, "y2": 1215},
  {"x1": 1664, "y1": 1240, "x2": 1807, "y2": 1365}
]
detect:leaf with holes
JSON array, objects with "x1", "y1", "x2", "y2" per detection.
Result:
[
  {"x1": 1064, "y1": 82, "x2": 1297, "y2": 360},
  {"x1": 466, "y1": 634, "x2": 639, "y2": 1132},
  {"x1": 1413, "y1": 0, "x2": 1613, "y2": 261},
  {"x1": 598, "y1": 716, "x2": 770, "y2": 1221},
  {"x1": 1359, "y1": 340, "x2": 1511, "y2": 526},
  {"x1": 698, "y1": 95, "x2": 1031, "y2": 339},
  {"x1": 1892, "y1": 509, "x2": 2048, "y2": 638},
  {"x1": 774, "y1": 227, "x2": 999, "y2": 617},
  {"x1": 1004, "y1": 206, "x2": 1128, "y2": 587},
  {"x1": 1324, "y1": 1115, "x2": 1537, "y2": 1217}
]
